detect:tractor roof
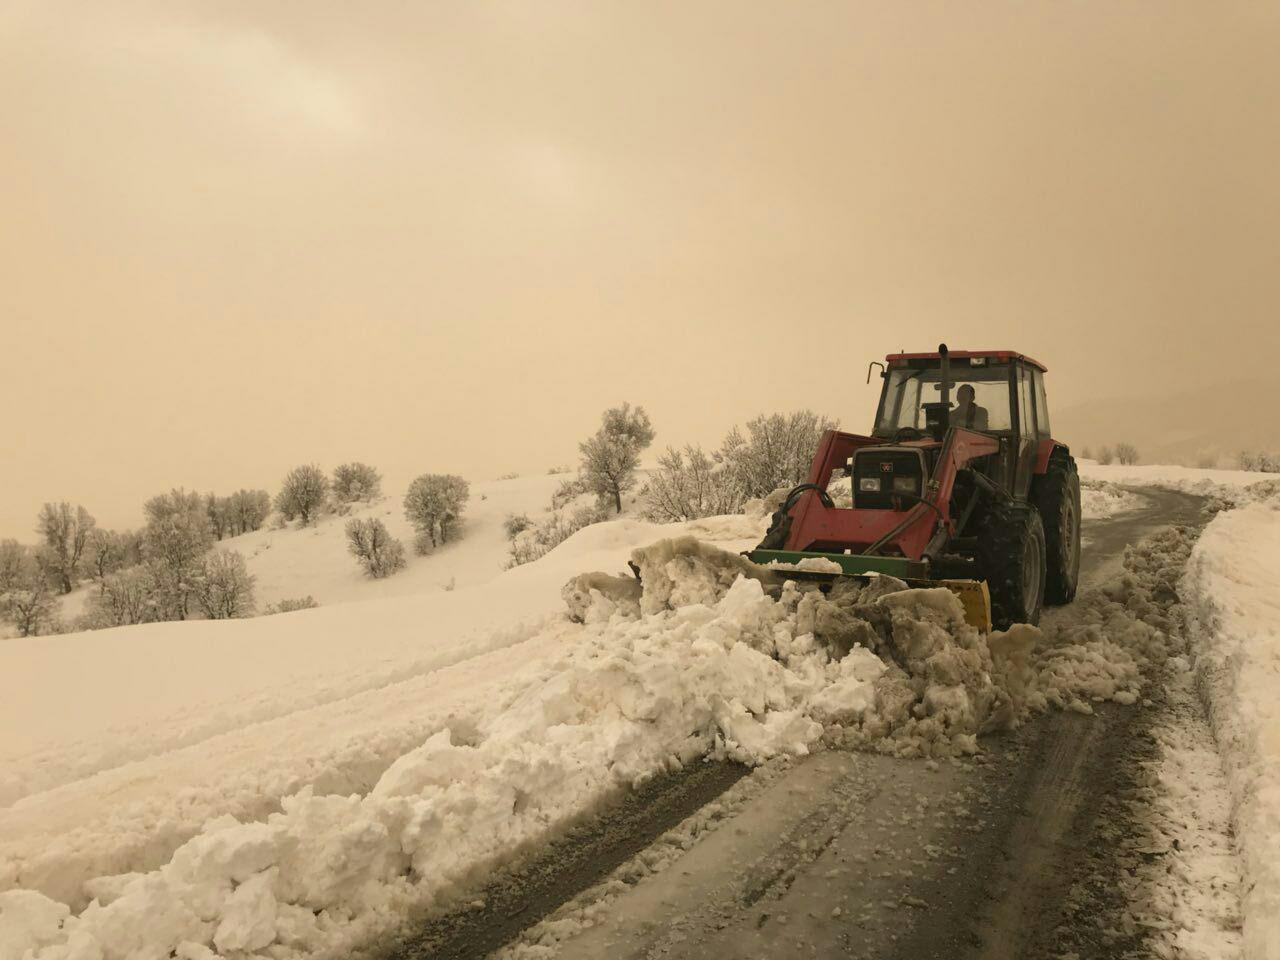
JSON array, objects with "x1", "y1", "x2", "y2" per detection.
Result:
[{"x1": 885, "y1": 350, "x2": 1047, "y2": 372}]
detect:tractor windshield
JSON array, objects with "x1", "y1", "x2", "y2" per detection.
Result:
[{"x1": 874, "y1": 365, "x2": 1013, "y2": 436}]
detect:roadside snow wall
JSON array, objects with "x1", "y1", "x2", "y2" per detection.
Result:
[{"x1": 1184, "y1": 500, "x2": 1280, "y2": 960}]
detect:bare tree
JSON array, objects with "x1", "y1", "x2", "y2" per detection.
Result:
[
  {"x1": 1115, "y1": 443, "x2": 1139, "y2": 466},
  {"x1": 717, "y1": 411, "x2": 837, "y2": 500},
  {"x1": 275, "y1": 465, "x2": 329, "y2": 525},
  {"x1": 0, "y1": 541, "x2": 57, "y2": 636},
  {"x1": 36, "y1": 502, "x2": 96, "y2": 593},
  {"x1": 1, "y1": 577, "x2": 57, "y2": 636},
  {"x1": 642, "y1": 445, "x2": 745, "y2": 522},
  {"x1": 332, "y1": 462, "x2": 382, "y2": 503},
  {"x1": 194, "y1": 551, "x2": 256, "y2": 619},
  {"x1": 0, "y1": 540, "x2": 29, "y2": 594},
  {"x1": 345, "y1": 518, "x2": 406, "y2": 577},
  {"x1": 86, "y1": 529, "x2": 127, "y2": 581},
  {"x1": 403, "y1": 474, "x2": 471, "y2": 550},
  {"x1": 225, "y1": 489, "x2": 271, "y2": 536},
  {"x1": 1097, "y1": 446, "x2": 1115, "y2": 465},
  {"x1": 579, "y1": 403, "x2": 655, "y2": 514}
]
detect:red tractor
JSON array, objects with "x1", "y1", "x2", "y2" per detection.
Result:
[{"x1": 749, "y1": 345, "x2": 1081, "y2": 631}]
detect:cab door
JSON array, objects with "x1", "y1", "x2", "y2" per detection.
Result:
[{"x1": 1013, "y1": 362, "x2": 1038, "y2": 499}]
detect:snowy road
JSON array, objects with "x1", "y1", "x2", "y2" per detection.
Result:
[{"x1": 384, "y1": 486, "x2": 1214, "y2": 960}]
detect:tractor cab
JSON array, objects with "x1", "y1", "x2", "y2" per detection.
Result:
[{"x1": 871, "y1": 350, "x2": 1052, "y2": 501}]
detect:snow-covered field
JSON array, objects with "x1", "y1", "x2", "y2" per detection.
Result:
[{"x1": 5, "y1": 459, "x2": 1280, "y2": 960}]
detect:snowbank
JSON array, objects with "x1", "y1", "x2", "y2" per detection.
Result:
[
  {"x1": 1080, "y1": 478, "x2": 1144, "y2": 519},
  {"x1": 1184, "y1": 499, "x2": 1280, "y2": 959},
  {"x1": 1080, "y1": 461, "x2": 1273, "y2": 496}
]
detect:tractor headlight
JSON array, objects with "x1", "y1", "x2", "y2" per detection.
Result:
[
  {"x1": 892, "y1": 476, "x2": 919, "y2": 494},
  {"x1": 859, "y1": 477, "x2": 881, "y2": 492}
]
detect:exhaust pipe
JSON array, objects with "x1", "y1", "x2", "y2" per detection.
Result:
[{"x1": 939, "y1": 343, "x2": 950, "y2": 409}]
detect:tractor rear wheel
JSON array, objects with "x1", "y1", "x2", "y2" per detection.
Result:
[
  {"x1": 1032, "y1": 452, "x2": 1082, "y2": 605},
  {"x1": 978, "y1": 500, "x2": 1047, "y2": 630}
]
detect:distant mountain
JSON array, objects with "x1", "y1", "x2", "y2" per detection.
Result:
[{"x1": 1051, "y1": 377, "x2": 1279, "y2": 467}]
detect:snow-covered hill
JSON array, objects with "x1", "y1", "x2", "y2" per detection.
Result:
[{"x1": 234, "y1": 473, "x2": 568, "y2": 608}]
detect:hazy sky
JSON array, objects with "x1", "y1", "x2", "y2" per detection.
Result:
[{"x1": 4, "y1": 2, "x2": 1280, "y2": 537}]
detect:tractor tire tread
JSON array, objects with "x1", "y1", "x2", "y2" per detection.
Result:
[{"x1": 1032, "y1": 450, "x2": 1082, "y2": 605}]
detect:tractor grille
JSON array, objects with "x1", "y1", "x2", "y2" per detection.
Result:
[{"x1": 852, "y1": 447, "x2": 928, "y2": 509}]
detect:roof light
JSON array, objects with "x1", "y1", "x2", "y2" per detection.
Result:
[{"x1": 970, "y1": 357, "x2": 987, "y2": 366}]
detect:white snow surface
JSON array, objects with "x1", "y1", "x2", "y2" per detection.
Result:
[
  {"x1": 0, "y1": 502, "x2": 1077, "y2": 960},
  {"x1": 1080, "y1": 460, "x2": 1275, "y2": 494},
  {"x1": 1184, "y1": 498, "x2": 1280, "y2": 960},
  {"x1": 0, "y1": 462, "x2": 1245, "y2": 960}
]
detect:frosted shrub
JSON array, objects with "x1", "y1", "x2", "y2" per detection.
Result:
[
  {"x1": 551, "y1": 475, "x2": 588, "y2": 510},
  {"x1": 346, "y1": 518, "x2": 406, "y2": 578},
  {"x1": 507, "y1": 504, "x2": 608, "y2": 567},
  {"x1": 503, "y1": 513, "x2": 533, "y2": 540},
  {"x1": 263, "y1": 596, "x2": 319, "y2": 615},
  {"x1": 332, "y1": 462, "x2": 382, "y2": 503},
  {"x1": 85, "y1": 566, "x2": 158, "y2": 628},
  {"x1": 404, "y1": 474, "x2": 470, "y2": 551},
  {"x1": 1115, "y1": 442, "x2": 1139, "y2": 466},
  {"x1": 1097, "y1": 446, "x2": 1115, "y2": 465},
  {"x1": 642, "y1": 445, "x2": 746, "y2": 522},
  {"x1": 718, "y1": 410, "x2": 838, "y2": 500}
]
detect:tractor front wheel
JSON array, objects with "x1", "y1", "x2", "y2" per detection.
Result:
[{"x1": 979, "y1": 500, "x2": 1047, "y2": 630}]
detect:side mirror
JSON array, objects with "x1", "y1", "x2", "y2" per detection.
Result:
[{"x1": 866, "y1": 361, "x2": 885, "y2": 384}]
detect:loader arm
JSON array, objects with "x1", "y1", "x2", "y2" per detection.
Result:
[{"x1": 781, "y1": 428, "x2": 999, "y2": 561}]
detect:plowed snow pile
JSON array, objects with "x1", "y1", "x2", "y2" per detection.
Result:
[
  {"x1": 1, "y1": 526, "x2": 1194, "y2": 960},
  {"x1": 1184, "y1": 499, "x2": 1280, "y2": 959}
]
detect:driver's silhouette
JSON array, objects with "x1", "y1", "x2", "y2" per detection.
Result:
[{"x1": 952, "y1": 384, "x2": 989, "y2": 430}]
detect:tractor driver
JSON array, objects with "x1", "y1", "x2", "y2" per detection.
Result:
[{"x1": 951, "y1": 384, "x2": 989, "y2": 431}]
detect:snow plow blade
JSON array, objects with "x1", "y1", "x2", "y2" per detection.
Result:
[{"x1": 746, "y1": 548, "x2": 993, "y2": 634}]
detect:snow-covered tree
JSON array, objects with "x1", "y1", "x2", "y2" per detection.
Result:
[
  {"x1": 332, "y1": 462, "x2": 382, "y2": 503},
  {"x1": 194, "y1": 551, "x2": 256, "y2": 619},
  {"x1": 717, "y1": 410, "x2": 837, "y2": 500},
  {"x1": 403, "y1": 474, "x2": 470, "y2": 550},
  {"x1": 141, "y1": 488, "x2": 214, "y2": 620},
  {"x1": 345, "y1": 518, "x2": 406, "y2": 577},
  {"x1": 578, "y1": 402, "x2": 655, "y2": 514},
  {"x1": 642, "y1": 445, "x2": 745, "y2": 522},
  {"x1": 36, "y1": 502, "x2": 95, "y2": 593},
  {"x1": 275, "y1": 465, "x2": 329, "y2": 525}
]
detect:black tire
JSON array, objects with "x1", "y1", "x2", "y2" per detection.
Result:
[
  {"x1": 978, "y1": 500, "x2": 1047, "y2": 630},
  {"x1": 1032, "y1": 451, "x2": 1081, "y2": 605}
]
